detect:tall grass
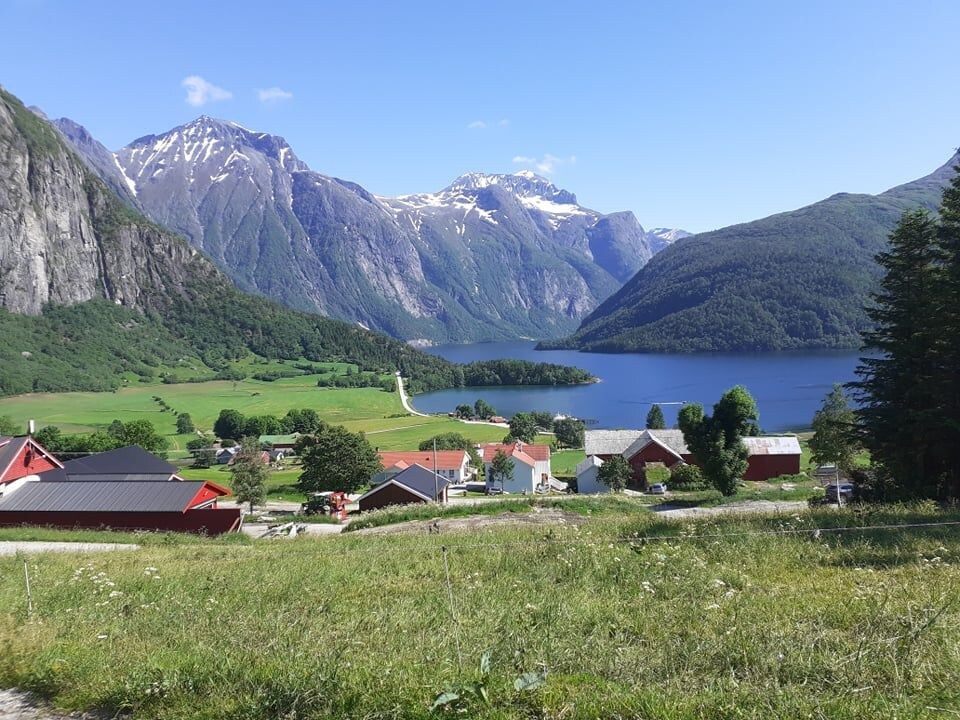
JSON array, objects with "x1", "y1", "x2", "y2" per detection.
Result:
[{"x1": 1, "y1": 505, "x2": 960, "y2": 718}]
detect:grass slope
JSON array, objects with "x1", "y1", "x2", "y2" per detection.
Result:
[{"x1": 1, "y1": 504, "x2": 959, "y2": 718}]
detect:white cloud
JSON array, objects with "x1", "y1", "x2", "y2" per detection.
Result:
[
  {"x1": 182, "y1": 75, "x2": 232, "y2": 107},
  {"x1": 498, "y1": 118, "x2": 510, "y2": 127},
  {"x1": 467, "y1": 120, "x2": 487, "y2": 129},
  {"x1": 258, "y1": 87, "x2": 294, "y2": 103},
  {"x1": 512, "y1": 153, "x2": 576, "y2": 175}
]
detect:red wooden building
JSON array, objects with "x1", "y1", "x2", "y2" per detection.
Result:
[
  {"x1": 582, "y1": 429, "x2": 801, "y2": 487},
  {"x1": 0, "y1": 442, "x2": 240, "y2": 535},
  {"x1": 358, "y1": 464, "x2": 449, "y2": 512},
  {"x1": 0, "y1": 436, "x2": 62, "y2": 484}
]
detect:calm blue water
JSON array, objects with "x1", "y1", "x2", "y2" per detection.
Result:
[{"x1": 415, "y1": 342, "x2": 863, "y2": 432}]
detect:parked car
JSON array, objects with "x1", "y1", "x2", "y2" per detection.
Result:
[
  {"x1": 825, "y1": 483, "x2": 856, "y2": 502},
  {"x1": 487, "y1": 487, "x2": 506, "y2": 495},
  {"x1": 648, "y1": 483, "x2": 667, "y2": 495}
]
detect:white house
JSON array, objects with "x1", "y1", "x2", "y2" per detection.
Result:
[
  {"x1": 480, "y1": 442, "x2": 552, "y2": 494},
  {"x1": 575, "y1": 455, "x2": 609, "y2": 494}
]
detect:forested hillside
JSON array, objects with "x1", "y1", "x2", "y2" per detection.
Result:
[{"x1": 548, "y1": 151, "x2": 959, "y2": 352}]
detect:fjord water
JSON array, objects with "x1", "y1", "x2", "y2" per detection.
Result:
[{"x1": 416, "y1": 342, "x2": 862, "y2": 432}]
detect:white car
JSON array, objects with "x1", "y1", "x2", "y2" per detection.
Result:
[{"x1": 648, "y1": 483, "x2": 668, "y2": 495}]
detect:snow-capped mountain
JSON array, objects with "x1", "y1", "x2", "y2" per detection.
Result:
[
  {"x1": 646, "y1": 227, "x2": 692, "y2": 252},
  {"x1": 57, "y1": 115, "x2": 684, "y2": 343}
]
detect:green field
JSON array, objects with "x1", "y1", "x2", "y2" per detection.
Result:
[
  {"x1": 2, "y1": 503, "x2": 959, "y2": 718},
  {"x1": 0, "y1": 374, "x2": 514, "y2": 455}
]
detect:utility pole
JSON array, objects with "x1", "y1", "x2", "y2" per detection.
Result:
[{"x1": 433, "y1": 437, "x2": 440, "y2": 504}]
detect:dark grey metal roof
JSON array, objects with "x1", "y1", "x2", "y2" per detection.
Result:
[
  {"x1": 38, "y1": 468, "x2": 177, "y2": 483},
  {"x1": 0, "y1": 481, "x2": 204, "y2": 513},
  {"x1": 390, "y1": 464, "x2": 450, "y2": 500},
  {"x1": 0, "y1": 437, "x2": 28, "y2": 475},
  {"x1": 62, "y1": 446, "x2": 176, "y2": 478}
]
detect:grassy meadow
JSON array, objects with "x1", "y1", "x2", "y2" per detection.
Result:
[
  {"x1": 0, "y1": 371, "x2": 512, "y2": 455},
  {"x1": 2, "y1": 502, "x2": 960, "y2": 718}
]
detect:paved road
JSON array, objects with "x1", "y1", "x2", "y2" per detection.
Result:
[
  {"x1": 394, "y1": 372, "x2": 430, "y2": 417},
  {"x1": 0, "y1": 542, "x2": 139, "y2": 557}
]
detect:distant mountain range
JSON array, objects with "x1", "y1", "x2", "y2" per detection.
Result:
[
  {"x1": 53, "y1": 116, "x2": 686, "y2": 344},
  {"x1": 549, "y1": 149, "x2": 960, "y2": 352},
  {"x1": 0, "y1": 87, "x2": 491, "y2": 395}
]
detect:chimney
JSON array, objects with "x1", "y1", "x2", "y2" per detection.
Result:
[{"x1": 27, "y1": 419, "x2": 35, "y2": 435}]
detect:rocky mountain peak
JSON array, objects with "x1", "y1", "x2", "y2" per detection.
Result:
[{"x1": 444, "y1": 171, "x2": 578, "y2": 206}]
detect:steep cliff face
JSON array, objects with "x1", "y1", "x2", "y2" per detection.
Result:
[{"x1": 0, "y1": 89, "x2": 216, "y2": 316}]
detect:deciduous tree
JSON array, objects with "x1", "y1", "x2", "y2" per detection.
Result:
[
  {"x1": 597, "y1": 455, "x2": 632, "y2": 493},
  {"x1": 553, "y1": 418, "x2": 585, "y2": 448},
  {"x1": 296, "y1": 423, "x2": 381, "y2": 493},
  {"x1": 678, "y1": 386, "x2": 758, "y2": 496},
  {"x1": 474, "y1": 399, "x2": 495, "y2": 420},
  {"x1": 230, "y1": 437, "x2": 268, "y2": 512},
  {"x1": 488, "y1": 449, "x2": 514, "y2": 492},
  {"x1": 508, "y1": 413, "x2": 537, "y2": 444}
]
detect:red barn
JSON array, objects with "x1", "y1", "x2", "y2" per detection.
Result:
[
  {"x1": 583, "y1": 429, "x2": 802, "y2": 487},
  {"x1": 0, "y1": 436, "x2": 62, "y2": 484},
  {"x1": 0, "y1": 445, "x2": 240, "y2": 535},
  {"x1": 741, "y1": 436, "x2": 802, "y2": 480}
]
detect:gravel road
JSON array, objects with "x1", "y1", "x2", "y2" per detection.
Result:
[
  {"x1": 0, "y1": 542, "x2": 139, "y2": 557},
  {"x1": 0, "y1": 689, "x2": 105, "y2": 720}
]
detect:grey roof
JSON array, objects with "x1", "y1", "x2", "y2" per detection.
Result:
[
  {"x1": 0, "y1": 480, "x2": 204, "y2": 513},
  {"x1": 37, "y1": 468, "x2": 177, "y2": 483},
  {"x1": 0, "y1": 437, "x2": 28, "y2": 475},
  {"x1": 635, "y1": 429, "x2": 690, "y2": 457},
  {"x1": 62, "y1": 446, "x2": 176, "y2": 478},
  {"x1": 584, "y1": 430, "x2": 644, "y2": 456},
  {"x1": 575, "y1": 455, "x2": 603, "y2": 476},
  {"x1": 742, "y1": 436, "x2": 802, "y2": 455},
  {"x1": 360, "y1": 464, "x2": 449, "y2": 502}
]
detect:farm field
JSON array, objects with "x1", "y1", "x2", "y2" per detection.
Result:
[
  {"x1": 0, "y1": 373, "x2": 514, "y2": 454},
  {"x1": 1, "y1": 503, "x2": 959, "y2": 719}
]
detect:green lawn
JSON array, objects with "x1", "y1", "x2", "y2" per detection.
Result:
[
  {"x1": 2, "y1": 504, "x2": 960, "y2": 718},
  {"x1": 0, "y1": 374, "x2": 403, "y2": 438},
  {"x1": 551, "y1": 448, "x2": 586, "y2": 477},
  {"x1": 0, "y1": 373, "x2": 545, "y2": 459}
]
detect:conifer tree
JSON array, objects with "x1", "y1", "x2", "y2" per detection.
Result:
[
  {"x1": 645, "y1": 404, "x2": 666, "y2": 429},
  {"x1": 936, "y1": 162, "x2": 960, "y2": 496},
  {"x1": 809, "y1": 384, "x2": 858, "y2": 474},
  {"x1": 851, "y1": 209, "x2": 943, "y2": 497}
]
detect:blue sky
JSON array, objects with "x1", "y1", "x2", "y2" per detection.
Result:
[{"x1": 1, "y1": 0, "x2": 958, "y2": 232}]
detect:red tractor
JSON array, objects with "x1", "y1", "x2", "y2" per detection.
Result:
[{"x1": 301, "y1": 491, "x2": 348, "y2": 521}]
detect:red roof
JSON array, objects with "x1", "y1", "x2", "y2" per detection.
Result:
[
  {"x1": 378, "y1": 450, "x2": 468, "y2": 471},
  {"x1": 481, "y1": 442, "x2": 550, "y2": 464}
]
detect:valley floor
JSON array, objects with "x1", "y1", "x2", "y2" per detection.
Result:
[{"x1": 2, "y1": 502, "x2": 959, "y2": 719}]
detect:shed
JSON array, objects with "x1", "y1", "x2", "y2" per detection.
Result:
[
  {"x1": 742, "y1": 436, "x2": 802, "y2": 481},
  {"x1": 575, "y1": 455, "x2": 609, "y2": 494},
  {"x1": 358, "y1": 464, "x2": 449, "y2": 512}
]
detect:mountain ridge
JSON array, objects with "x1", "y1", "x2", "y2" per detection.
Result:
[
  {"x1": 548, "y1": 149, "x2": 960, "y2": 353},
  {"x1": 54, "y1": 114, "x2": 686, "y2": 344}
]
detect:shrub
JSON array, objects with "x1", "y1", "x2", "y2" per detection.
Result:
[{"x1": 670, "y1": 463, "x2": 708, "y2": 490}]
